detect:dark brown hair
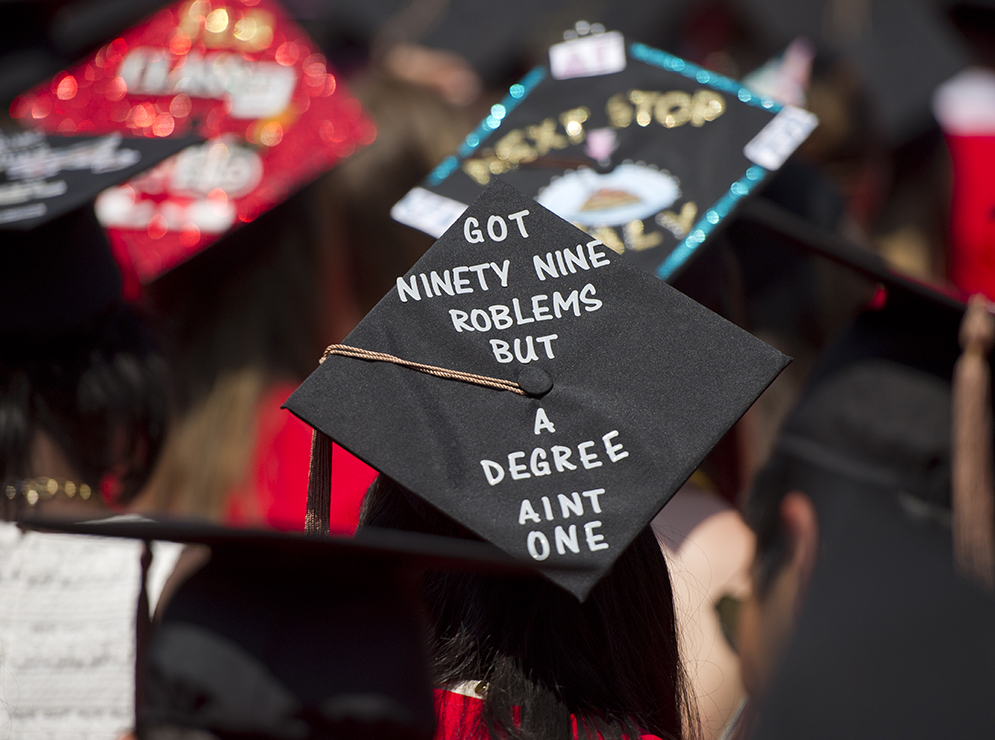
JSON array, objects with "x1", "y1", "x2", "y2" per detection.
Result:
[
  {"x1": 362, "y1": 475, "x2": 697, "y2": 740},
  {"x1": 0, "y1": 305, "x2": 169, "y2": 504}
]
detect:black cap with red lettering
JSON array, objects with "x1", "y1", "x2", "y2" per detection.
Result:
[
  {"x1": 389, "y1": 31, "x2": 817, "y2": 282},
  {"x1": 286, "y1": 179, "x2": 788, "y2": 600}
]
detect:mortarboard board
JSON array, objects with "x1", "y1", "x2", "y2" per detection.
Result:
[
  {"x1": 12, "y1": 0, "x2": 375, "y2": 283},
  {"x1": 732, "y1": 0, "x2": 969, "y2": 147},
  {"x1": 753, "y1": 289, "x2": 967, "y2": 515},
  {"x1": 733, "y1": 196, "x2": 968, "y2": 312},
  {"x1": 0, "y1": 129, "x2": 199, "y2": 335},
  {"x1": 287, "y1": 179, "x2": 789, "y2": 600},
  {"x1": 749, "y1": 486, "x2": 995, "y2": 740},
  {"x1": 390, "y1": 30, "x2": 817, "y2": 283},
  {"x1": 23, "y1": 515, "x2": 578, "y2": 740}
]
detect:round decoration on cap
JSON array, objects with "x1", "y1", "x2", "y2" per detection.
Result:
[{"x1": 517, "y1": 366, "x2": 554, "y2": 397}]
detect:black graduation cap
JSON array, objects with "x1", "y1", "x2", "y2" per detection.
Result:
[
  {"x1": 287, "y1": 179, "x2": 789, "y2": 600},
  {"x1": 23, "y1": 515, "x2": 557, "y2": 740},
  {"x1": 732, "y1": 0, "x2": 968, "y2": 146},
  {"x1": 749, "y1": 486, "x2": 995, "y2": 740},
  {"x1": 0, "y1": 130, "x2": 199, "y2": 334},
  {"x1": 390, "y1": 33, "x2": 817, "y2": 282},
  {"x1": 732, "y1": 196, "x2": 968, "y2": 313},
  {"x1": 756, "y1": 289, "x2": 966, "y2": 513}
]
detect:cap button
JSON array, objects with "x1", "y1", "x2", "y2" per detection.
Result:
[{"x1": 517, "y1": 367, "x2": 553, "y2": 397}]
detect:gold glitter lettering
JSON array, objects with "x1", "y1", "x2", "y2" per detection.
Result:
[
  {"x1": 623, "y1": 219, "x2": 664, "y2": 251},
  {"x1": 463, "y1": 157, "x2": 497, "y2": 185},
  {"x1": 607, "y1": 89, "x2": 725, "y2": 130},
  {"x1": 495, "y1": 129, "x2": 537, "y2": 164},
  {"x1": 591, "y1": 226, "x2": 625, "y2": 254},
  {"x1": 606, "y1": 93, "x2": 633, "y2": 128},
  {"x1": 629, "y1": 90, "x2": 659, "y2": 127},
  {"x1": 655, "y1": 91, "x2": 692, "y2": 128},
  {"x1": 691, "y1": 90, "x2": 725, "y2": 126},
  {"x1": 656, "y1": 202, "x2": 698, "y2": 239},
  {"x1": 560, "y1": 107, "x2": 590, "y2": 145},
  {"x1": 527, "y1": 119, "x2": 568, "y2": 155}
]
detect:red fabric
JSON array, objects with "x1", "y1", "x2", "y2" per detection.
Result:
[
  {"x1": 947, "y1": 134, "x2": 995, "y2": 300},
  {"x1": 432, "y1": 689, "x2": 662, "y2": 740},
  {"x1": 225, "y1": 383, "x2": 378, "y2": 533}
]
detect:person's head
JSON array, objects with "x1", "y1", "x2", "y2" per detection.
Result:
[
  {"x1": 0, "y1": 303, "x2": 169, "y2": 510},
  {"x1": 738, "y1": 352, "x2": 954, "y2": 700},
  {"x1": 0, "y1": 200, "x2": 170, "y2": 512},
  {"x1": 361, "y1": 474, "x2": 696, "y2": 740}
]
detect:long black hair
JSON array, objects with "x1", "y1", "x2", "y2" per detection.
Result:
[
  {"x1": 0, "y1": 305, "x2": 169, "y2": 505},
  {"x1": 362, "y1": 475, "x2": 696, "y2": 740}
]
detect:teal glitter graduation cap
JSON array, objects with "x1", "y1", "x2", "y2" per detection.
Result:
[{"x1": 390, "y1": 32, "x2": 817, "y2": 283}]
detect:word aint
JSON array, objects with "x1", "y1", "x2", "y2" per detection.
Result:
[{"x1": 519, "y1": 487, "x2": 610, "y2": 560}]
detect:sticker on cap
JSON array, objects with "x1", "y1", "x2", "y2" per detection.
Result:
[
  {"x1": 743, "y1": 105, "x2": 818, "y2": 171},
  {"x1": 549, "y1": 31, "x2": 627, "y2": 81},
  {"x1": 391, "y1": 187, "x2": 468, "y2": 239}
]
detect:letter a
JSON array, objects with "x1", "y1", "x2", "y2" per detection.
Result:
[
  {"x1": 519, "y1": 499, "x2": 541, "y2": 525},
  {"x1": 534, "y1": 408, "x2": 556, "y2": 435}
]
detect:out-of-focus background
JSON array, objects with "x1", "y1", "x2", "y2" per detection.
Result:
[{"x1": 6, "y1": 3, "x2": 995, "y2": 738}]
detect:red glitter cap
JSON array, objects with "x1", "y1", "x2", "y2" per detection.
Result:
[{"x1": 14, "y1": 0, "x2": 376, "y2": 283}]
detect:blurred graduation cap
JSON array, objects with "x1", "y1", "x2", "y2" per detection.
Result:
[
  {"x1": 732, "y1": 0, "x2": 969, "y2": 146},
  {"x1": 749, "y1": 483, "x2": 995, "y2": 740},
  {"x1": 0, "y1": 130, "x2": 199, "y2": 335},
  {"x1": 391, "y1": 29, "x2": 817, "y2": 283},
  {"x1": 746, "y1": 290, "x2": 995, "y2": 737},
  {"x1": 12, "y1": 0, "x2": 376, "y2": 283},
  {"x1": 24, "y1": 515, "x2": 565, "y2": 740},
  {"x1": 731, "y1": 193, "x2": 968, "y2": 312},
  {"x1": 287, "y1": 179, "x2": 789, "y2": 600},
  {"x1": 757, "y1": 291, "x2": 964, "y2": 514}
]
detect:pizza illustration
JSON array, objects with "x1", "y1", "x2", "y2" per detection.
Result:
[
  {"x1": 580, "y1": 188, "x2": 642, "y2": 212},
  {"x1": 537, "y1": 163, "x2": 680, "y2": 227}
]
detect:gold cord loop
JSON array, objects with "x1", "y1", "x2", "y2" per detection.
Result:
[{"x1": 320, "y1": 344, "x2": 528, "y2": 396}]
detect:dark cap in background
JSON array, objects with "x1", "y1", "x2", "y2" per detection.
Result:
[{"x1": 0, "y1": 131, "x2": 198, "y2": 335}]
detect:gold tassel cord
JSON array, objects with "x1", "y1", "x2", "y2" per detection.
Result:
[
  {"x1": 952, "y1": 295, "x2": 995, "y2": 591},
  {"x1": 303, "y1": 344, "x2": 528, "y2": 535},
  {"x1": 304, "y1": 429, "x2": 333, "y2": 537},
  {"x1": 320, "y1": 344, "x2": 527, "y2": 395}
]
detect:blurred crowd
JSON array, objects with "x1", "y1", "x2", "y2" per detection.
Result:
[{"x1": 3, "y1": 1, "x2": 995, "y2": 739}]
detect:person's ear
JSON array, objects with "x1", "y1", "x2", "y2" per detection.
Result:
[{"x1": 779, "y1": 491, "x2": 819, "y2": 614}]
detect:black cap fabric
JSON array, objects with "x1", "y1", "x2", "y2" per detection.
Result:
[
  {"x1": 763, "y1": 291, "x2": 966, "y2": 511},
  {"x1": 147, "y1": 544, "x2": 432, "y2": 740},
  {"x1": 0, "y1": 131, "x2": 199, "y2": 230},
  {"x1": 0, "y1": 130, "x2": 199, "y2": 334},
  {"x1": 734, "y1": 197, "x2": 968, "y2": 311},
  {"x1": 391, "y1": 36, "x2": 816, "y2": 282},
  {"x1": 23, "y1": 516, "x2": 562, "y2": 740},
  {"x1": 734, "y1": 0, "x2": 968, "y2": 146},
  {"x1": 750, "y1": 488, "x2": 995, "y2": 740},
  {"x1": 288, "y1": 179, "x2": 789, "y2": 600}
]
